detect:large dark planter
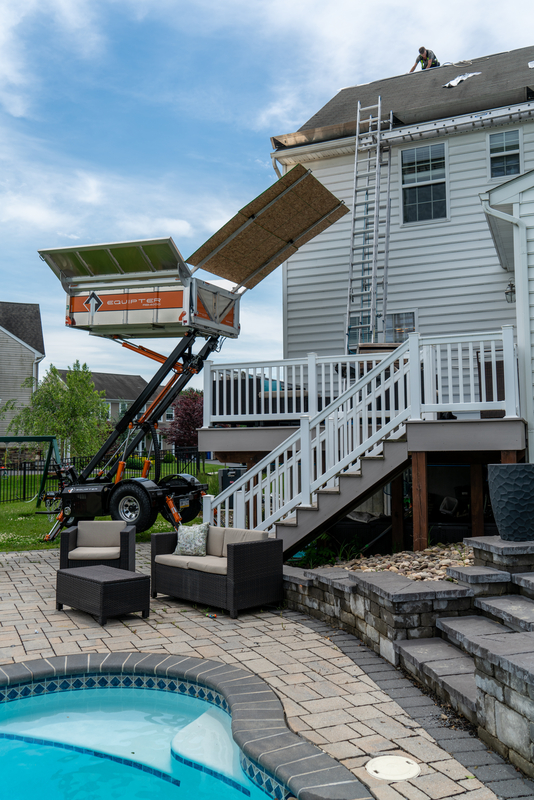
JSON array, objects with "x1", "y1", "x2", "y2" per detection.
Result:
[{"x1": 487, "y1": 463, "x2": 534, "y2": 542}]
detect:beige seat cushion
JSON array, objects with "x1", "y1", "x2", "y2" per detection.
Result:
[
  {"x1": 76, "y1": 521, "x2": 126, "y2": 548},
  {"x1": 222, "y1": 528, "x2": 268, "y2": 557},
  {"x1": 186, "y1": 556, "x2": 227, "y2": 575},
  {"x1": 155, "y1": 554, "x2": 191, "y2": 569},
  {"x1": 206, "y1": 526, "x2": 225, "y2": 558},
  {"x1": 68, "y1": 547, "x2": 121, "y2": 561},
  {"x1": 154, "y1": 553, "x2": 227, "y2": 575}
]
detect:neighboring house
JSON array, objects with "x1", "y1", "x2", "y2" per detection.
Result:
[
  {"x1": 0, "y1": 302, "x2": 45, "y2": 437},
  {"x1": 57, "y1": 370, "x2": 174, "y2": 454},
  {"x1": 270, "y1": 45, "x2": 534, "y2": 358}
]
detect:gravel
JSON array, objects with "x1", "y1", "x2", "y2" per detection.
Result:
[{"x1": 333, "y1": 543, "x2": 474, "y2": 582}]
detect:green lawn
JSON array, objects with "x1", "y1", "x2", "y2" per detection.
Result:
[{"x1": 0, "y1": 466, "x2": 226, "y2": 552}]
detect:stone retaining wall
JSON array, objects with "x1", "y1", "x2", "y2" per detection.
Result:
[{"x1": 283, "y1": 567, "x2": 474, "y2": 665}]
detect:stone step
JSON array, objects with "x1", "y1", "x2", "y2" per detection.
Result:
[
  {"x1": 512, "y1": 572, "x2": 534, "y2": 600},
  {"x1": 474, "y1": 594, "x2": 534, "y2": 632},
  {"x1": 394, "y1": 637, "x2": 477, "y2": 724},
  {"x1": 436, "y1": 614, "x2": 513, "y2": 653},
  {"x1": 446, "y1": 565, "x2": 511, "y2": 596}
]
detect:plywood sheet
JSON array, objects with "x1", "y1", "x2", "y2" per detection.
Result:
[{"x1": 187, "y1": 164, "x2": 348, "y2": 288}]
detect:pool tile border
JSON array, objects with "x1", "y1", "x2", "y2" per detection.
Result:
[{"x1": 0, "y1": 653, "x2": 372, "y2": 800}]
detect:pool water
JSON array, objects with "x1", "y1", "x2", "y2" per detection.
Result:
[{"x1": 0, "y1": 687, "x2": 268, "y2": 800}]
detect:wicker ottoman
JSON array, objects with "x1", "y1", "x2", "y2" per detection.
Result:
[{"x1": 56, "y1": 565, "x2": 150, "y2": 625}]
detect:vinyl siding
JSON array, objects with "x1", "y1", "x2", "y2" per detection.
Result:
[
  {"x1": 283, "y1": 120, "x2": 534, "y2": 358},
  {"x1": 0, "y1": 330, "x2": 37, "y2": 436}
]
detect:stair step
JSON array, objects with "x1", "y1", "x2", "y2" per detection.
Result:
[
  {"x1": 394, "y1": 638, "x2": 477, "y2": 722},
  {"x1": 512, "y1": 572, "x2": 534, "y2": 600},
  {"x1": 446, "y1": 566, "x2": 511, "y2": 596},
  {"x1": 277, "y1": 516, "x2": 297, "y2": 527},
  {"x1": 437, "y1": 615, "x2": 512, "y2": 652},
  {"x1": 316, "y1": 488, "x2": 340, "y2": 495},
  {"x1": 474, "y1": 594, "x2": 534, "y2": 632}
]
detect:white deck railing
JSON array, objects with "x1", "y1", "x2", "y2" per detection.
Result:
[
  {"x1": 203, "y1": 326, "x2": 519, "y2": 530},
  {"x1": 203, "y1": 352, "x2": 389, "y2": 425}
]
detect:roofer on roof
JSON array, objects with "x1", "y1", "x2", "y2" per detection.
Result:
[{"x1": 409, "y1": 47, "x2": 440, "y2": 72}]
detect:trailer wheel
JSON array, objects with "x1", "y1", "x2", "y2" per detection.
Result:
[{"x1": 109, "y1": 483, "x2": 158, "y2": 532}]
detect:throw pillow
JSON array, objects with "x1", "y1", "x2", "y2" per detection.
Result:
[{"x1": 173, "y1": 522, "x2": 209, "y2": 557}]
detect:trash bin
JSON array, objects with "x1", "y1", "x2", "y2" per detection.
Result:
[{"x1": 218, "y1": 468, "x2": 247, "y2": 509}]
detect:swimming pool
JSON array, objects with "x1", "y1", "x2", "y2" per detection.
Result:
[
  {"x1": 0, "y1": 685, "x2": 265, "y2": 800},
  {"x1": 0, "y1": 654, "x2": 365, "y2": 800}
]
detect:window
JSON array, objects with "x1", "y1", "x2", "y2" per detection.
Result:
[
  {"x1": 401, "y1": 143, "x2": 446, "y2": 223},
  {"x1": 166, "y1": 408, "x2": 174, "y2": 422},
  {"x1": 106, "y1": 402, "x2": 112, "y2": 420},
  {"x1": 119, "y1": 401, "x2": 128, "y2": 417},
  {"x1": 489, "y1": 130, "x2": 520, "y2": 178},
  {"x1": 385, "y1": 312, "x2": 415, "y2": 343}
]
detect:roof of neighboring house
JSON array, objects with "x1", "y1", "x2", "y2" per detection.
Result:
[
  {"x1": 0, "y1": 302, "x2": 45, "y2": 356},
  {"x1": 272, "y1": 45, "x2": 534, "y2": 150},
  {"x1": 57, "y1": 370, "x2": 147, "y2": 401}
]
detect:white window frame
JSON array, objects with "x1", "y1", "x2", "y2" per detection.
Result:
[
  {"x1": 487, "y1": 127, "x2": 523, "y2": 182},
  {"x1": 400, "y1": 142, "x2": 449, "y2": 226},
  {"x1": 165, "y1": 408, "x2": 174, "y2": 422},
  {"x1": 383, "y1": 309, "x2": 418, "y2": 343}
]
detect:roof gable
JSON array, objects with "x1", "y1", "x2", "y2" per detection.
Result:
[
  {"x1": 0, "y1": 302, "x2": 45, "y2": 356},
  {"x1": 57, "y1": 370, "x2": 148, "y2": 401},
  {"x1": 273, "y1": 46, "x2": 534, "y2": 149}
]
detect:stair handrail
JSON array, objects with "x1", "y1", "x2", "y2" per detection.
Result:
[{"x1": 206, "y1": 340, "x2": 411, "y2": 527}]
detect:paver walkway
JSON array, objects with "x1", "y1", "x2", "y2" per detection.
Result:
[{"x1": 0, "y1": 544, "x2": 533, "y2": 800}]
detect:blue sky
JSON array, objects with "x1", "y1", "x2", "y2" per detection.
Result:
[{"x1": 2, "y1": 0, "x2": 534, "y2": 382}]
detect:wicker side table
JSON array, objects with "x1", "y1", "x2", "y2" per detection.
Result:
[{"x1": 56, "y1": 565, "x2": 150, "y2": 625}]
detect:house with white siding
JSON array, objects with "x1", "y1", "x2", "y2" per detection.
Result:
[
  {"x1": 0, "y1": 302, "x2": 45, "y2": 438},
  {"x1": 270, "y1": 45, "x2": 534, "y2": 359},
  {"x1": 199, "y1": 46, "x2": 534, "y2": 553}
]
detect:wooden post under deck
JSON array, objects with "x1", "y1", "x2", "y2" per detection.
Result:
[
  {"x1": 501, "y1": 450, "x2": 518, "y2": 464},
  {"x1": 391, "y1": 474, "x2": 404, "y2": 552},
  {"x1": 412, "y1": 452, "x2": 428, "y2": 551},
  {"x1": 470, "y1": 463, "x2": 484, "y2": 537}
]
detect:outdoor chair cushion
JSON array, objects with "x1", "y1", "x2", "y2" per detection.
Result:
[
  {"x1": 68, "y1": 546, "x2": 121, "y2": 561},
  {"x1": 206, "y1": 526, "x2": 225, "y2": 557},
  {"x1": 222, "y1": 528, "x2": 268, "y2": 556},
  {"x1": 76, "y1": 520, "x2": 127, "y2": 548},
  {"x1": 155, "y1": 553, "x2": 228, "y2": 575}
]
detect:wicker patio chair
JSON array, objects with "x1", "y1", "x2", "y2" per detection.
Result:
[{"x1": 60, "y1": 520, "x2": 136, "y2": 571}]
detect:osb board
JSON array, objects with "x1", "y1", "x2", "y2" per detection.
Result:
[{"x1": 187, "y1": 164, "x2": 348, "y2": 288}]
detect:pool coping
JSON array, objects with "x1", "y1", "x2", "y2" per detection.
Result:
[{"x1": 0, "y1": 652, "x2": 373, "y2": 800}]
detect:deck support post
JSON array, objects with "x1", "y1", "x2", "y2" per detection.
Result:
[
  {"x1": 501, "y1": 450, "x2": 518, "y2": 463},
  {"x1": 412, "y1": 452, "x2": 428, "y2": 551},
  {"x1": 391, "y1": 474, "x2": 404, "y2": 552},
  {"x1": 470, "y1": 463, "x2": 484, "y2": 537}
]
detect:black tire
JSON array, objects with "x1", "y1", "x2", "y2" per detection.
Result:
[{"x1": 109, "y1": 483, "x2": 158, "y2": 531}]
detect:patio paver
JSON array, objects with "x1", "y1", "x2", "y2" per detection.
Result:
[{"x1": 0, "y1": 544, "x2": 532, "y2": 800}]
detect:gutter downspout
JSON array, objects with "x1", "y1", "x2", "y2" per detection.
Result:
[{"x1": 480, "y1": 194, "x2": 532, "y2": 460}]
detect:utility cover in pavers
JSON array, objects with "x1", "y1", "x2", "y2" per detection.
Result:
[
  {"x1": 436, "y1": 615, "x2": 513, "y2": 650},
  {"x1": 475, "y1": 595, "x2": 534, "y2": 631}
]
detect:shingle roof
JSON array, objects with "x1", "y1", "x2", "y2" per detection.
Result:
[
  {"x1": 0, "y1": 302, "x2": 45, "y2": 355},
  {"x1": 272, "y1": 45, "x2": 534, "y2": 149},
  {"x1": 57, "y1": 370, "x2": 148, "y2": 401}
]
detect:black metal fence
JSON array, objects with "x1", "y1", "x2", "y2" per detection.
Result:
[{"x1": 0, "y1": 449, "x2": 205, "y2": 504}]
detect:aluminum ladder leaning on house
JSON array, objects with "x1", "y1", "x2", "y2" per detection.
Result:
[{"x1": 346, "y1": 97, "x2": 393, "y2": 352}]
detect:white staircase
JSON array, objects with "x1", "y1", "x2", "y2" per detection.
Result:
[{"x1": 202, "y1": 327, "x2": 518, "y2": 556}]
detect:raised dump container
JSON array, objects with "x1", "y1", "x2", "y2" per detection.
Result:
[{"x1": 39, "y1": 237, "x2": 240, "y2": 340}]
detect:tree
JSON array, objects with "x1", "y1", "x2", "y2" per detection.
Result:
[
  {"x1": 167, "y1": 389, "x2": 203, "y2": 448},
  {"x1": 8, "y1": 361, "x2": 109, "y2": 459}
]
